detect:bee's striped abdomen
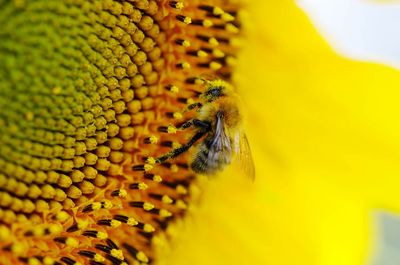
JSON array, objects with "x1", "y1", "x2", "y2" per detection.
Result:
[{"x1": 191, "y1": 136, "x2": 232, "y2": 175}]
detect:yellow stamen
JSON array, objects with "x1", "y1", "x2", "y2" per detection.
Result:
[{"x1": 143, "y1": 202, "x2": 155, "y2": 211}]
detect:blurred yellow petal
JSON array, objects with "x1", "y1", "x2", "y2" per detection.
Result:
[{"x1": 160, "y1": 1, "x2": 400, "y2": 265}]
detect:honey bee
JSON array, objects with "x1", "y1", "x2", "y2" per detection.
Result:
[{"x1": 156, "y1": 79, "x2": 255, "y2": 179}]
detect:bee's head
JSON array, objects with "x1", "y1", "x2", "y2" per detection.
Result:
[{"x1": 202, "y1": 79, "x2": 233, "y2": 102}]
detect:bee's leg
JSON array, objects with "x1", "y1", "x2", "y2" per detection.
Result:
[
  {"x1": 192, "y1": 119, "x2": 210, "y2": 129},
  {"x1": 187, "y1": 102, "x2": 203, "y2": 110},
  {"x1": 156, "y1": 126, "x2": 210, "y2": 163},
  {"x1": 177, "y1": 118, "x2": 209, "y2": 130},
  {"x1": 177, "y1": 119, "x2": 194, "y2": 130},
  {"x1": 182, "y1": 102, "x2": 203, "y2": 114}
]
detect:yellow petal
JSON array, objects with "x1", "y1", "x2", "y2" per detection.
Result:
[{"x1": 161, "y1": 1, "x2": 400, "y2": 265}]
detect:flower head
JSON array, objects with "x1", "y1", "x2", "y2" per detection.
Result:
[{"x1": 0, "y1": 0, "x2": 242, "y2": 264}]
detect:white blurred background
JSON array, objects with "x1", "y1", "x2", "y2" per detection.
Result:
[
  {"x1": 298, "y1": 0, "x2": 400, "y2": 69},
  {"x1": 297, "y1": 1, "x2": 400, "y2": 264}
]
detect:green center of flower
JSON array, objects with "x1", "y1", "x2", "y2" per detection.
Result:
[{"x1": 0, "y1": 0, "x2": 241, "y2": 264}]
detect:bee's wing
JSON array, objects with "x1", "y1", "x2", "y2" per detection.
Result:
[
  {"x1": 191, "y1": 113, "x2": 232, "y2": 175},
  {"x1": 208, "y1": 113, "x2": 232, "y2": 160},
  {"x1": 235, "y1": 132, "x2": 256, "y2": 180}
]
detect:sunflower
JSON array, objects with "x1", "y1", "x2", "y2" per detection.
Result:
[
  {"x1": 0, "y1": 0, "x2": 243, "y2": 264},
  {"x1": 1, "y1": 0, "x2": 400, "y2": 265}
]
